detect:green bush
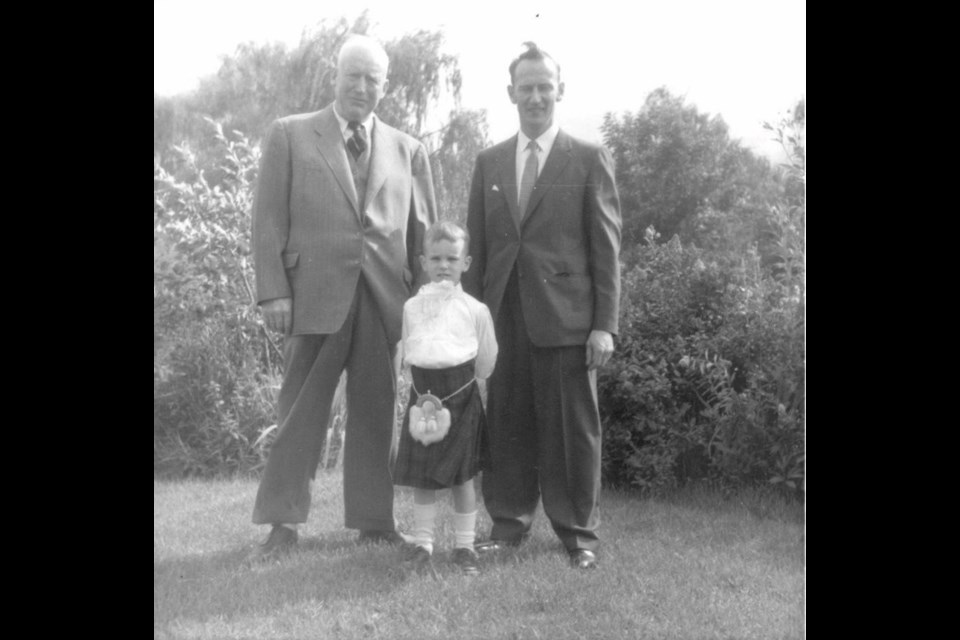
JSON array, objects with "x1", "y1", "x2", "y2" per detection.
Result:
[
  {"x1": 599, "y1": 101, "x2": 804, "y2": 497},
  {"x1": 154, "y1": 121, "x2": 283, "y2": 477},
  {"x1": 599, "y1": 228, "x2": 804, "y2": 497}
]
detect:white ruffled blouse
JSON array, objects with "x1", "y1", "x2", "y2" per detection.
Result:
[{"x1": 400, "y1": 281, "x2": 498, "y2": 380}]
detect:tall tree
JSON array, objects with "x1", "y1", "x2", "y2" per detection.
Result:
[
  {"x1": 601, "y1": 88, "x2": 773, "y2": 250},
  {"x1": 153, "y1": 13, "x2": 487, "y2": 216}
]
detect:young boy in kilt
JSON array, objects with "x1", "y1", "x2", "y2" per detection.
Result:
[{"x1": 393, "y1": 221, "x2": 498, "y2": 576}]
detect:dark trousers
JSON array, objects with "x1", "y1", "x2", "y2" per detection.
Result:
[
  {"x1": 252, "y1": 277, "x2": 398, "y2": 531},
  {"x1": 483, "y1": 270, "x2": 602, "y2": 552}
]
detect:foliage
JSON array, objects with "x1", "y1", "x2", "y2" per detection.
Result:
[
  {"x1": 597, "y1": 97, "x2": 805, "y2": 498},
  {"x1": 153, "y1": 13, "x2": 488, "y2": 220},
  {"x1": 430, "y1": 108, "x2": 489, "y2": 224},
  {"x1": 154, "y1": 30, "x2": 806, "y2": 497},
  {"x1": 601, "y1": 88, "x2": 775, "y2": 252},
  {"x1": 154, "y1": 121, "x2": 281, "y2": 477},
  {"x1": 154, "y1": 20, "x2": 488, "y2": 477},
  {"x1": 599, "y1": 227, "x2": 804, "y2": 497}
]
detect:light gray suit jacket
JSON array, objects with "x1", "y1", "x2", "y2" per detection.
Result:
[{"x1": 253, "y1": 105, "x2": 438, "y2": 344}]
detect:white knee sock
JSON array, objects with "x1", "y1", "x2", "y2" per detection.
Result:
[
  {"x1": 412, "y1": 502, "x2": 437, "y2": 554},
  {"x1": 452, "y1": 510, "x2": 477, "y2": 549}
]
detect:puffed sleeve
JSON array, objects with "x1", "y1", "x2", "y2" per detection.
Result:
[
  {"x1": 397, "y1": 301, "x2": 412, "y2": 383},
  {"x1": 473, "y1": 301, "x2": 498, "y2": 380}
]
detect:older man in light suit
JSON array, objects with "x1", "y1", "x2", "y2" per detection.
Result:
[
  {"x1": 249, "y1": 35, "x2": 437, "y2": 560},
  {"x1": 463, "y1": 43, "x2": 621, "y2": 570}
]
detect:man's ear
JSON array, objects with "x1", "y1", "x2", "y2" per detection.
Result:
[
  {"x1": 381, "y1": 79, "x2": 390, "y2": 94},
  {"x1": 507, "y1": 84, "x2": 518, "y2": 104},
  {"x1": 556, "y1": 81, "x2": 565, "y2": 102}
]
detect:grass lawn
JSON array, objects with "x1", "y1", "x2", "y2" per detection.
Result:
[{"x1": 155, "y1": 472, "x2": 804, "y2": 639}]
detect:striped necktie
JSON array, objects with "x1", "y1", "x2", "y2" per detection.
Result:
[
  {"x1": 518, "y1": 139, "x2": 540, "y2": 220},
  {"x1": 347, "y1": 121, "x2": 367, "y2": 160}
]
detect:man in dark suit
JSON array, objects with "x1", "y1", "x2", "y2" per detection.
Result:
[
  {"x1": 249, "y1": 34, "x2": 438, "y2": 561},
  {"x1": 463, "y1": 42, "x2": 621, "y2": 570}
]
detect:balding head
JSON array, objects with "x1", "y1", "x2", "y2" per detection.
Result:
[
  {"x1": 334, "y1": 35, "x2": 390, "y2": 123},
  {"x1": 337, "y1": 35, "x2": 389, "y2": 73}
]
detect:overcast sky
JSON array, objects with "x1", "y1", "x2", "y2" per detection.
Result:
[{"x1": 154, "y1": 0, "x2": 805, "y2": 160}]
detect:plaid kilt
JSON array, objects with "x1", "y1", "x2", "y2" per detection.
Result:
[{"x1": 392, "y1": 359, "x2": 486, "y2": 489}]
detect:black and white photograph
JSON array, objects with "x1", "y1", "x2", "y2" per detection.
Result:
[{"x1": 155, "y1": 1, "x2": 805, "y2": 637}]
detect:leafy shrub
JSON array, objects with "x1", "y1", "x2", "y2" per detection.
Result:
[
  {"x1": 599, "y1": 225, "x2": 804, "y2": 496},
  {"x1": 154, "y1": 121, "x2": 283, "y2": 477},
  {"x1": 599, "y1": 100, "x2": 805, "y2": 498}
]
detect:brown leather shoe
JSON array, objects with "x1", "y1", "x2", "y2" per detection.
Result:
[
  {"x1": 248, "y1": 525, "x2": 298, "y2": 563},
  {"x1": 568, "y1": 549, "x2": 598, "y2": 570}
]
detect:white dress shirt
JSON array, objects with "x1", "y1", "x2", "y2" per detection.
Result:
[
  {"x1": 400, "y1": 281, "x2": 498, "y2": 380},
  {"x1": 333, "y1": 106, "x2": 374, "y2": 170},
  {"x1": 332, "y1": 106, "x2": 375, "y2": 142},
  {"x1": 515, "y1": 122, "x2": 561, "y2": 197}
]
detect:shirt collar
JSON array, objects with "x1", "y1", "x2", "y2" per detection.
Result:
[
  {"x1": 518, "y1": 122, "x2": 560, "y2": 155},
  {"x1": 333, "y1": 105, "x2": 375, "y2": 142},
  {"x1": 419, "y1": 280, "x2": 463, "y2": 296}
]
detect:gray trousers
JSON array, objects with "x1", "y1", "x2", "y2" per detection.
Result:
[
  {"x1": 252, "y1": 278, "x2": 398, "y2": 531},
  {"x1": 483, "y1": 271, "x2": 602, "y2": 552}
]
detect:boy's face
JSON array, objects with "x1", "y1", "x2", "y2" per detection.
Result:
[{"x1": 420, "y1": 238, "x2": 471, "y2": 285}]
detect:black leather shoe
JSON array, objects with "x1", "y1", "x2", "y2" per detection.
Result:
[
  {"x1": 401, "y1": 545, "x2": 435, "y2": 576},
  {"x1": 569, "y1": 549, "x2": 598, "y2": 570},
  {"x1": 451, "y1": 547, "x2": 480, "y2": 576},
  {"x1": 248, "y1": 525, "x2": 298, "y2": 563},
  {"x1": 358, "y1": 529, "x2": 410, "y2": 545},
  {"x1": 474, "y1": 535, "x2": 525, "y2": 553}
]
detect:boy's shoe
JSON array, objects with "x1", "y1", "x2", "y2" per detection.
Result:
[
  {"x1": 451, "y1": 547, "x2": 480, "y2": 576},
  {"x1": 401, "y1": 545, "x2": 434, "y2": 574}
]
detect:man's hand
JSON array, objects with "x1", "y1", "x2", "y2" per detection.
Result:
[
  {"x1": 261, "y1": 297, "x2": 293, "y2": 335},
  {"x1": 585, "y1": 330, "x2": 614, "y2": 371}
]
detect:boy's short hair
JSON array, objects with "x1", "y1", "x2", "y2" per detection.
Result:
[{"x1": 423, "y1": 220, "x2": 470, "y2": 254}]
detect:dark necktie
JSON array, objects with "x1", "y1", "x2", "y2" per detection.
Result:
[
  {"x1": 518, "y1": 139, "x2": 540, "y2": 220},
  {"x1": 347, "y1": 121, "x2": 367, "y2": 161}
]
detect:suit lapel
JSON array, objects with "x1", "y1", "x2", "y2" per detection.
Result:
[
  {"x1": 313, "y1": 107, "x2": 360, "y2": 217},
  {"x1": 496, "y1": 136, "x2": 521, "y2": 229},
  {"x1": 364, "y1": 118, "x2": 388, "y2": 213},
  {"x1": 523, "y1": 130, "x2": 572, "y2": 224}
]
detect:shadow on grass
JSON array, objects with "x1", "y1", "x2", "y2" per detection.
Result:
[{"x1": 154, "y1": 531, "x2": 560, "y2": 627}]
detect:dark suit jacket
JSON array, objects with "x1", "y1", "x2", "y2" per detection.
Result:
[
  {"x1": 463, "y1": 130, "x2": 621, "y2": 346},
  {"x1": 252, "y1": 105, "x2": 437, "y2": 344}
]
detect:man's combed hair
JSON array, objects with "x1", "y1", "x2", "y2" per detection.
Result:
[
  {"x1": 508, "y1": 41, "x2": 561, "y2": 83},
  {"x1": 423, "y1": 220, "x2": 470, "y2": 252}
]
